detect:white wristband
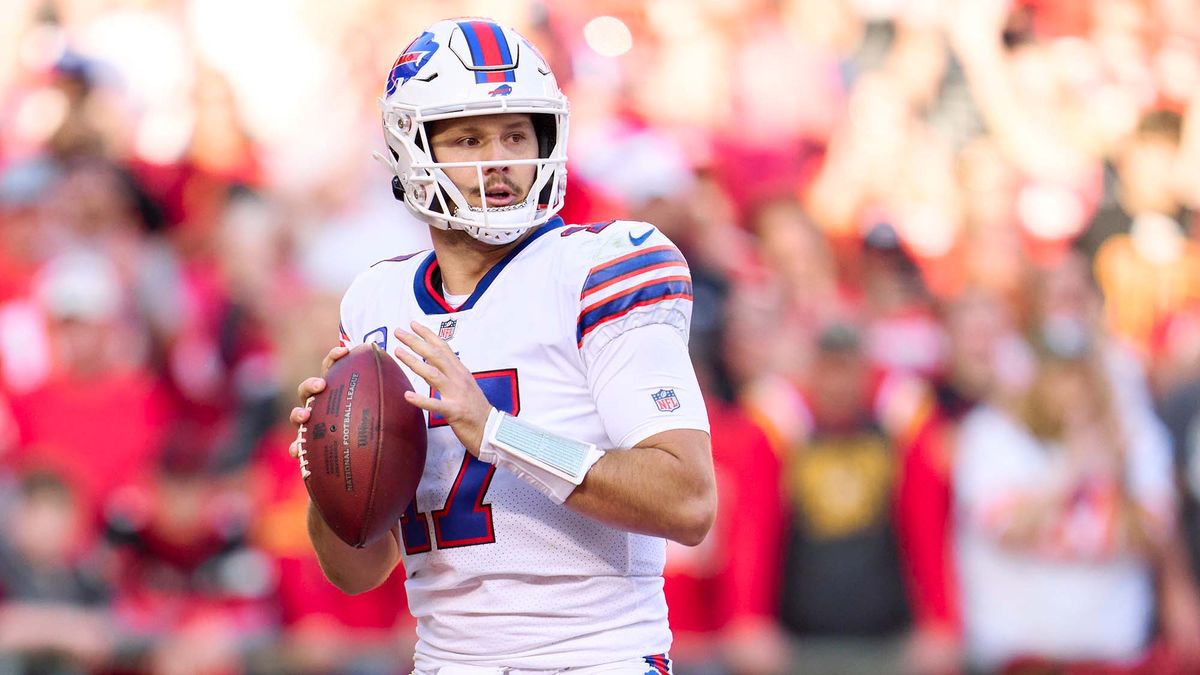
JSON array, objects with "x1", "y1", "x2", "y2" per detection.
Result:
[{"x1": 478, "y1": 408, "x2": 606, "y2": 504}]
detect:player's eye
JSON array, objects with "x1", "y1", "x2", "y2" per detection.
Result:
[
  {"x1": 458, "y1": 137, "x2": 480, "y2": 147},
  {"x1": 507, "y1": 132, "x2": 528, "y2": 144}
]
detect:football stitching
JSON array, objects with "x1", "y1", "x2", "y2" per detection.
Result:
[
  {"x1": 298, "y1": 395, "x2": 315, "y2": 479},
  {"x1": 300, "y1": 392, "x2": 343, "y2": 544}
]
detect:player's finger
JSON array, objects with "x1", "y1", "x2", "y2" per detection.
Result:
[
  {"x1": 410, "y1": 321, "x2": 455, "y2": 353},
  {"x1": 403, "y1": 389, "x2": 447, "y2": 415},
  {"x1": 290, "y1": 406, "x2": 311, "y2": 426},
  {"x1": 393, "y1": 347, "x2": 441, "y2": 384},
  {"x1": 297, "y1": 378, "x2": 325, "y2": 404},
  {"x1": 395, "y1": 328, "x2": 438, "y2": 363},
  {"x1": 406, "y1": 322, "x2": 461, "y2": 370},
  {"x1": 288, "y1": 437, "x2": 301, "y2": 459},
  {"x1": 321, "y1": 346, "x2": 350, "y2": 374}
]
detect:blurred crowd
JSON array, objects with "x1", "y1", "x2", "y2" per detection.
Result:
[{"x1": 1, "y1": 0, "x2": 1200, "y2": 673}]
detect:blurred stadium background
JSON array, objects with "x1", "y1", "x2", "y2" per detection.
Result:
[{"x1": 1, "y1": 0, "x2": 1200, "y2": 673}]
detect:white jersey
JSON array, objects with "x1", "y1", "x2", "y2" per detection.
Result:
[{"x1": 337, "y1": 217, "x2": 710, "y2": 669}]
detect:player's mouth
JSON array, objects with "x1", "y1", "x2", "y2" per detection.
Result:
[{"x1": 483, "y1": 186, "x2": 518, "y2": 208}]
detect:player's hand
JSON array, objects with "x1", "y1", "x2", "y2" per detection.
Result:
[
  {"x1": 288, "y1": 345, "x2": 350, "y2": 460},
  {"x1": 394, "y1": 321, "x2": 492, "y2": 456}
]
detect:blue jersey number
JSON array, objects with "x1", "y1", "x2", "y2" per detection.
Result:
[
  {"x1": 560, "y1": 220, "x2": 615, "y2": 237},
  {"x1": 401, "y1": 369, "x2": 520, "y2": 554}
]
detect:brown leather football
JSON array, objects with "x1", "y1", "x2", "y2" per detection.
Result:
[{"x1": 300, "y1": 343, "x2": 426, "y2": 548}]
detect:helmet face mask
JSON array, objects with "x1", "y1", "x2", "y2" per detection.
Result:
[{"x1": 377, "y1": 19, "x2": 569, "y2": 245}]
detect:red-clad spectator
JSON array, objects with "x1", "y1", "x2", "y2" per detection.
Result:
[
  {"x1": 127, "y1": 65, "x2": 262, "y2": 266},
  {"x1": 897, "y1": 407, "x2": 961, "y2": 675},
  {"x1": 165, "y1": 190, "x2": 290, "y2": 473},
  {"x1": 856, "y1": 223, "x2": 946, "y2": 376},
  {"x1": 103, "y1": 449, "x2": 275, "y2": 675},
  {"x1": 8, "y1": 250, "x2": 172, "y2": 536},
  {"x1": 0, "y1": 160, "x2": 60, "y2": 396},
  {"x1": 752, "y1": 197, "x2": 847, "y2": 323},
  {"x1": 251, "y1": 425, "x2": 415, "y2": 674},
  {"x1": 0, "y1": 160, "x2": 58, "y2": 305},
  {"x1": 0, "y1": 390, "x2": 14, "y2": 462},
  {"x1": 744, "y1": 320, "x2": 918, "y2": 674},
  {"x1": 20, "y1": 157, "x2": 188, "y2": 382},
  {"x1": 664, "y1": 395, "x2": 787, "y2": 675},
  {"x1": 663, "y1": 267, "x2": 789, "y2": 674}
]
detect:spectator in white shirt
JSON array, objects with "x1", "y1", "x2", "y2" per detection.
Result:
[{"x1": 953, "y1": 322, "x2": 1175, "y2": 672}]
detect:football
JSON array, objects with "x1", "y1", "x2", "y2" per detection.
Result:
[{"x1": 299, "y1": 343, "x2": 426, "y2": 548}]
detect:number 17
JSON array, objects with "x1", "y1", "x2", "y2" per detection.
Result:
[{"x1": 399, "y1": 369, "x2": 519, "y2": 554}]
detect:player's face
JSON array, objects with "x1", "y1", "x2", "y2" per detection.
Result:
[{"x1": 427, "y1": 114, "x2": 539, "y2": 210}]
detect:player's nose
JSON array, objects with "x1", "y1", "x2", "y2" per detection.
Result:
[{"x1": 482, "y1": 136, "x2": 517, "y2": 170}]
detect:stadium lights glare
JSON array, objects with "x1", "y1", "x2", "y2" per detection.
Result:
[{"x1": 584, "y1": 16, "x2": 633, "y2": 57}]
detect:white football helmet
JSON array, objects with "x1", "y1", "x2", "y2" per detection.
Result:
[{"x1": 377, "y1": 18, "x2": 569, "y2": 245}]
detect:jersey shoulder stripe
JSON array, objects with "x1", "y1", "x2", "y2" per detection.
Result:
[
  {"x1": 582, "y1": 245, "x2": 686, "y2": 293},
  {"x1": 576, "y1": 277, "x2": 693, "y2": 345},
  {"x1": 574, "y1": 231, "x2": 692, "y2": 348}
]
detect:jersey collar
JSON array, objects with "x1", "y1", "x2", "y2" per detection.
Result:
[{"x1": 414, "y1": 216, "x2": 565, "y2": 315}]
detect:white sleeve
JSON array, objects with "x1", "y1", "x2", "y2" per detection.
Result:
[{"x1": 586, "y1": 323, "x2": 710, "y2": 449}]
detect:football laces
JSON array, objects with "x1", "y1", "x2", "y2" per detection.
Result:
[{"x1": 298, "y1": 396, "x2": 315, "y2": 479}]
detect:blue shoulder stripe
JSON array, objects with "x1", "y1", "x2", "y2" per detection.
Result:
[
  {"x1": 576, "y1": 278, "x2": 692, "y2": 345},
  {"x1": 582, "y1": 246, "x2": 686, "y2": 293}
]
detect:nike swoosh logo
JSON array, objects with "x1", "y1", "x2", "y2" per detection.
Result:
[{"x1": 629, "y1": 229, "x2": 653, "y2": 246}]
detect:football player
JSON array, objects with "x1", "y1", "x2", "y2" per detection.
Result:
[{"x1": 288, "y1": 18, "x2": 714, "y2": 675}]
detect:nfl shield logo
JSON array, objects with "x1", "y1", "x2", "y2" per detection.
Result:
[
  {"x1": 438, "y1": 319, "x2": 457, "y2": 340},
  {"x1": 651, "y1": 389, "x2": 681, "y2": 412}
]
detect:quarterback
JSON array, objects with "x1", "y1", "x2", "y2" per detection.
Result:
[{"x1": 288, "y1": 18, "x2": 715, "y2": 674}]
